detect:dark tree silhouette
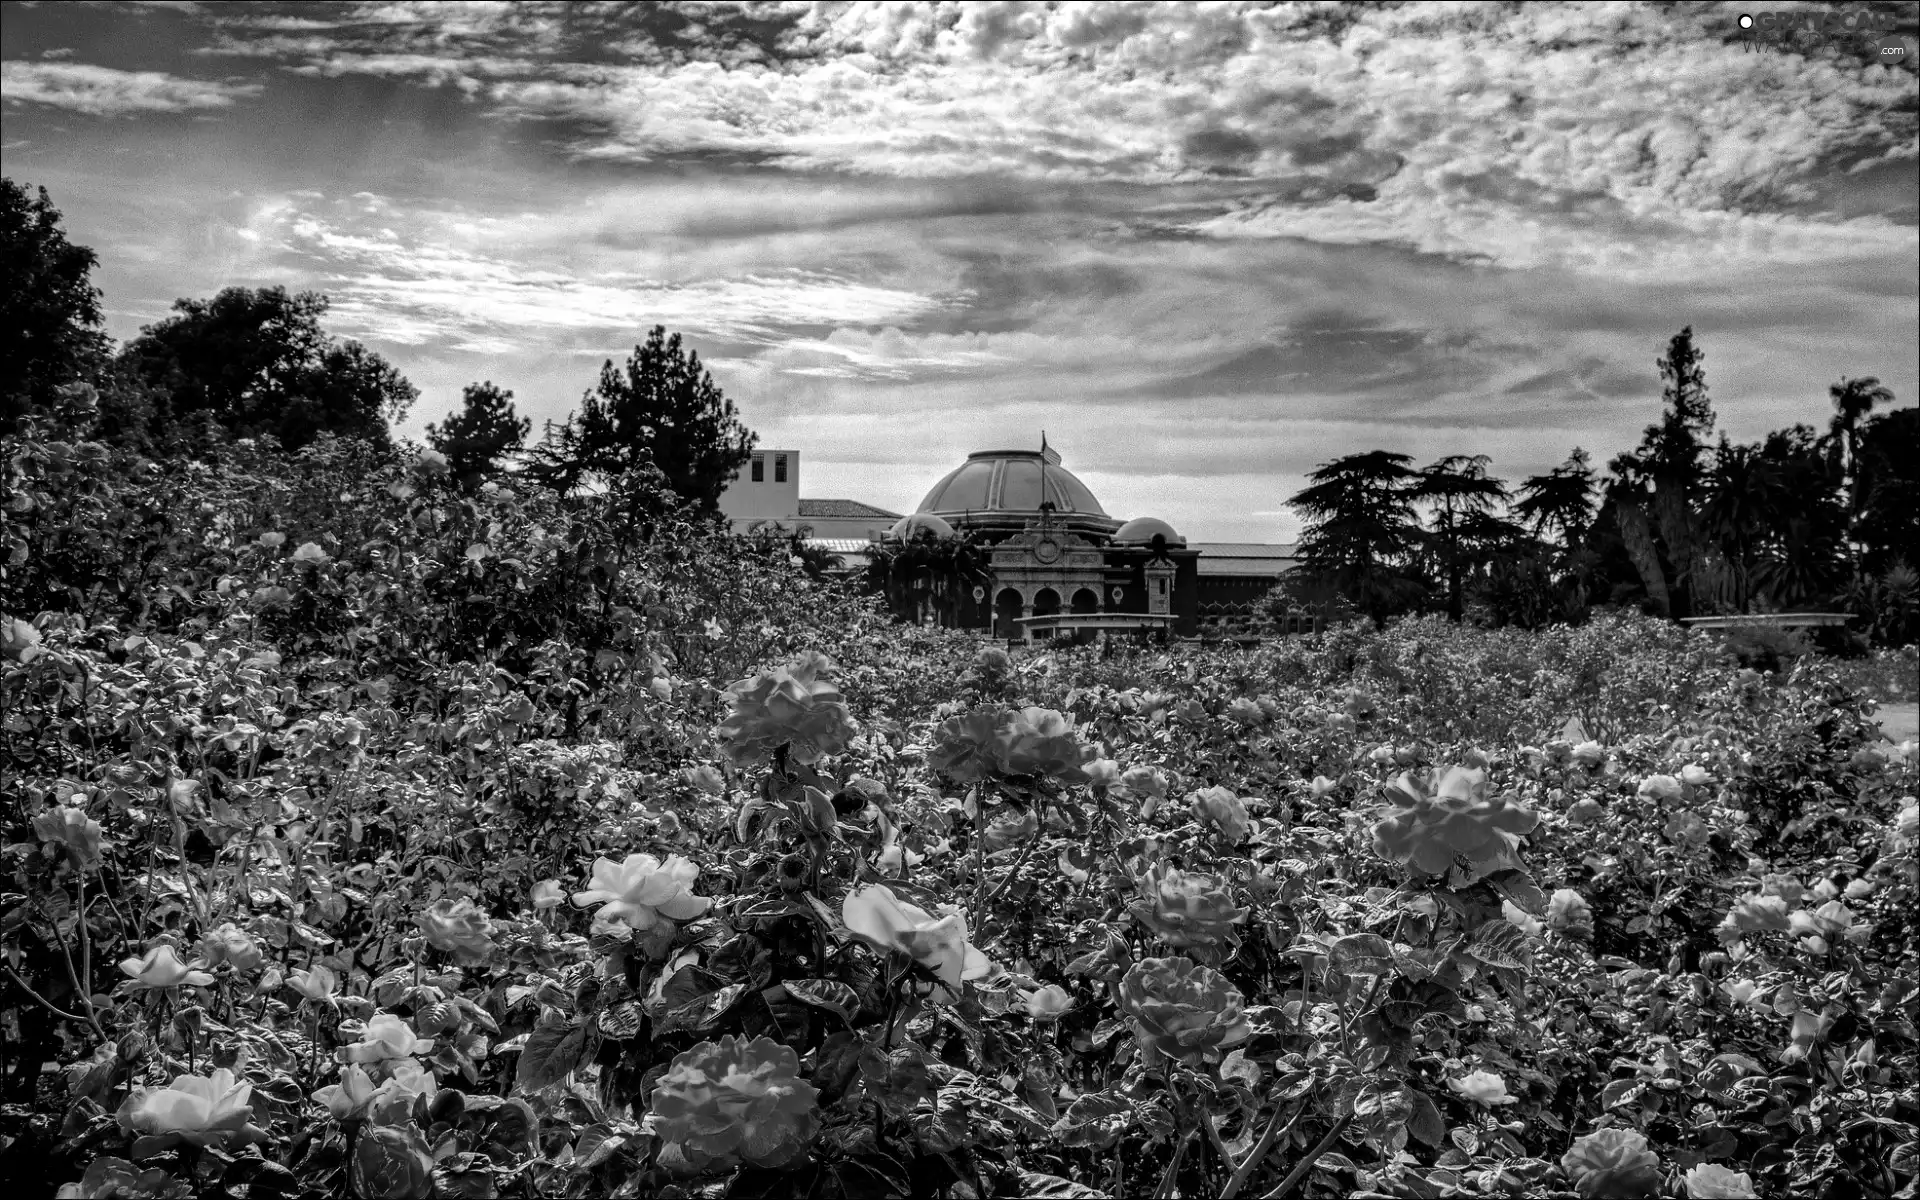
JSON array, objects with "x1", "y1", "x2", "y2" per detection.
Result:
[
  {"x1": 117, "y1": 287, "x2": 416, "y2": 451},
  {"x1": 1416, "y1": 453, "x2": 1510, "y2": 621},
  {"x1": 1, "y1": 178, "x2": 111, "y2": 431},
  {"x1": 427, "y1": 381, "x2": 531, "y2": 490},
  {"x1": 1290, "y1": 450, "x2": 1425, "y2": 624},
  {"x1": 526, "y1": 326, "x2": 755, "y2": 512},
  {"x1": 1609, "y1": 327, "x2": 1717, "y2": 618},
  {"x1": 1514, "y1": 449, "x2": 1596, "y2": 549}
]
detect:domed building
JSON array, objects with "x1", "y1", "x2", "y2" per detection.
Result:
[
  {"x1": 717, "y1": 438, "x2": 1305, "y2": 640},
  {"x1": 880, "y1": 440, "x2": 1301, "y2": 640}
]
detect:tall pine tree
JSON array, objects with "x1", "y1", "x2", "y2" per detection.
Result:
[{"x1": 528, "y1": 326, "x2": 755, "y2": 511}]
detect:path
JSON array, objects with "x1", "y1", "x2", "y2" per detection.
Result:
[{"x1": 1877, "y1": 702, "x2": 1919, "y2": 744}]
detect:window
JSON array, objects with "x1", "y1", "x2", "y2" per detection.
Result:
[
  {"x1": 774, "y1": 454, "x2": 788, "y2": 483},
  {"x1": 1158, "y1": 578, "x2": 1167, "y2": 595},
  {"x1": 751, "y1": 456, "x2": 764, "y2": 482}
]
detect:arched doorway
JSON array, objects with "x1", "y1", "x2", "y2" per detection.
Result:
[
  {"x1": 1033, "y1": 587, "x2": 1061, "y2": 617},
  {"x1": 1069, "y1": 586, "x2": 1100, "y2": 646},
  {"x1": 994, "y1": 588, "x2": 1023, "y2": 639}
]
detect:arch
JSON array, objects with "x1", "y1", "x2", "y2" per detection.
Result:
[
  {"x1": 1070, "y1": 587, "x2": 1099, "y2": 614},
  {"x1": 994, "y1": 587, "x2": 1024, "y2": 638},
  {"x1": 1032, "y1": 587, "x2": 1062, "y2": 617}
]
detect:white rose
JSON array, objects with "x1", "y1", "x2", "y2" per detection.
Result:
[
  {"x1": 842, "y1": 884, "x2": 991, "y2": 1003},
  {"x1": 570, "y1": 853, "x2": 711, "y2": 929}
]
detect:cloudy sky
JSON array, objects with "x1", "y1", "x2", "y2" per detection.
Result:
[{"x1": 4, "y1": 1, "x2": 1916, "y2": 541}]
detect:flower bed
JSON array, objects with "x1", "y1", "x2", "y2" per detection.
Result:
[{"x1": 3, "y1": 430, "x2": 1914, "y2": 1199}]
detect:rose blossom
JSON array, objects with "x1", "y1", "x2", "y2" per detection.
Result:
[
  {"x1": 842, "y1": 884, "x2": 991, "y2": 1003},
  {"x1": 337, "y1": 1012, "x2": 434, "y2": 1065},
  {"x1": 570, "y1": 853, "x2": 712, "y2": 930},
  {"x1": 117, "y1": 1067, "x2": 266, "y2": 1153},
  {"x1": 120, "y1": 944, "x2": 214, "y2": 990},
  {"x1": 1447, "y1": 1069, "x2": 1516, "y2": 1105}
]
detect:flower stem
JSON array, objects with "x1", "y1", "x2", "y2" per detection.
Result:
[
  {"x1": 2, "y1": 964, "x2": 93, "y2": 1027},
  {"x1": 1261, "y1": 1111, "x2": 1353, "y2": 1200}
]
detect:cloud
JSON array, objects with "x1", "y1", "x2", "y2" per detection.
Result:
[
  {"x1": 180, "y1": 1, "x2": 1916, "y2": 276},
  {"x1": 0, "y1": 60, "x2": 260, "y2": 116},
  {"x1": 239, "y1": 195, "x2": 954, "y2": 353}
]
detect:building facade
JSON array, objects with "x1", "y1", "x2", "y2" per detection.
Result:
[
  {"x1": 715, "y1": 441, "x2": 1306, "y2": 637},
  {"x1": 880, "y1": 444, "x2": 1302, "y2": 638},
  {"x1": 717, "y1": 449, "x2": 901, "y2": 555}
]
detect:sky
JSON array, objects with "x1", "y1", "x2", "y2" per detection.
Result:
[{"x1": 3, "y1": 1, "x2": 1916, "y2": 542}]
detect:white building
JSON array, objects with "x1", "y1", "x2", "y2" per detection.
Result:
[{"x1": 716, "y1": 449, "x2": 900, "y2": 566}]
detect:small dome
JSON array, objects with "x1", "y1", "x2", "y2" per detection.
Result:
[
  {"x1": 886, "y1": 512, "x2": 956, "y2": 541},
  {"x1": 1112, "y1": 517, "x2": 1185, "y2": 548}
]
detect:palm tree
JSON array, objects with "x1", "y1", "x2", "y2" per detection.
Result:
[{"x1": 1828, "y1": 376, "x2": 1895, "y2": 500}]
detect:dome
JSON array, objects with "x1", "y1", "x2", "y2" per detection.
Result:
[
  {"x1": 916, "y1": 449, "x2": 1120, "y2": 538},
  {"x1": 1112, "y1": 517, "x2": 1185, "y2": 548},
  {"x1": 886, "y1": 512, "x2": 956, "y2": 541}
]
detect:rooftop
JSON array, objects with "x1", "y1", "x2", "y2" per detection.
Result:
[{"x1": 797, "y1": 498, "x2": 902, "y2": 519}]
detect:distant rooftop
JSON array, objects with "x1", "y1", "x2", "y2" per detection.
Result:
[
  {"x1": 1189, "y1": 542, "x2": 1299, "y2": 558},
  {"x1": 803, "y1": 537, "x2": 875, "y2": 553},
  {"x1": 797, "y1": 498, "x2": 902, "y2": 520},
  {"x1": 1191, "y1": 542, "x2": 1299, "y2": 578}
]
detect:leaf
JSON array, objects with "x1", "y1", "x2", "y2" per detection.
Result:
[
  {"x1": 1018, "y1": 1172, "x2": 1110, "y2": 1199},
  {"x1": 655, "y1": 982, "x2": 745, "y2": 1037},
  {"x1": 1698, "y1": 1052, "x2": 1765, "y2": 1095},
  {"x1": 1466, "y1": 920, "x2": 1533, "y2": 970},
  {"x1": 597, "y1": 1001, "x2": 643, "y2": 1040},
  {"x1": 1601, "y1": 1078, "x2": 1647, "y2": 1110},
  {"x1": 1406, "y1": 1087, "x2": 1445, "y2": 1147},
  {"x1": 1486, "y1": 869, "x2": 1548, "y2": 916},
  {"x1": 1089, "y1": 1017, "x2": 1126, "y2": 1047},
  {"x1": 1051, "y1": 1089, "x2": 1135, "y2": 1150},
  {"x1": 515, "y1": 1021, "x2": 586, "y2": 1093},
  {"x1": 740, "y1": 984, "x2": 813, "y2": 1056},
  {"x1": 650, "y1": 965, "x2": 729, "y2": 1015},
  {"x1": 782, "y1": 978, "x2": 859, "y2": 1024},
  {"x1": 1331, "y1": 933, "x2": 1395, "y2": 978}
]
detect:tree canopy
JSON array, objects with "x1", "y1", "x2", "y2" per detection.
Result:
[
  {"x1": 427, "y1": 381, "x2": 531, "y2": 490},
  {"x1": 526, "y1": 325, "x2": 755, "y2": 511},
  {"x1": 116, "y1": 286, "x2": 416, "y2": 452},
  {"x1": 1, "y1": 178, "x2": 111, "y2": 432}
]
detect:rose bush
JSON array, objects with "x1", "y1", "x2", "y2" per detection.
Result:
[{"x1": 3, "y1": 414, "x2": 1912, "y2": 1199}]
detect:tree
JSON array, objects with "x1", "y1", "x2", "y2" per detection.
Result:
[
  {"x1": 1513, "y1": 449, "x2": 1596, "y2": 549},
  {"x1": 427, "y1": 381, "x2": 531, "y2": 490},
  {"x1": 1289, "y1": 450, "x2": 1425, "y2": 624},
  {"x1": 1609, "y1": 327, "x2": 1717, "y2": 618},
  {"x1": 1827, "y1": 376, "x2": 1894, "y2": 505},
  {"x1": 1, "y1": 178, "x2": 111, "y2": 431},
  {"x1": 1415, "y1": 453, "x2": 1509, "y2": 622},
  {"x1": 116, "y1": 286, "x2": 416, "y2": 451},
  {"x1": 1849, "y1": 405, "x2": 1918, "y2": 579},
  {"x1": 529, "y1": 326, "x2": 755, "y2": 511}
]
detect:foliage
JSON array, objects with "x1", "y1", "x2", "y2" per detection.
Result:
[
  {"x1": 5, "y1": 404, "x2": 1915, "y2": 1198},
  {"x1": 425, "y1": 382, "x2": 531, "y2": 492},
  {"x1": 115, "y1": 287, "x2": 418, "y2": 452},
  {"x1": 1290, "y1": 450, "x2": 1426, "y2": 624},
  {"x1": 524, "y1": 325, "x2": 754, "y2": 512},
  {"x1": 0, "y1": 177, "x2": 112, "y2": 432}
]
